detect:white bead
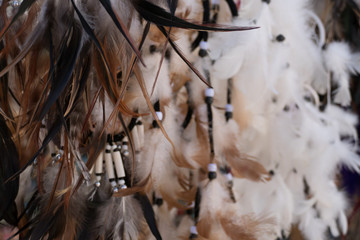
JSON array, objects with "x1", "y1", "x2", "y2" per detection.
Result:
[
  {"x1": 205, "y1": 88, "x2": 215, "y2": 98},
  {"x1": 156, "y1": 111, "x2": 163, "y2": 121},
  {"x1": 211, "y1": 0, "x2": 220, "y2": 4},
  {"x1": 226, "y1": 104, "x2": 233, "y2": 112},
  {"x1": 226, "y1": 173, "x2": 233, "y2": 182},
  {"x1": 200, "y1": 40, "x2": 208, "y2": 50},
  {"x1": 105, "y1": 144, "x2": 111, "y2": 150},
  {"x1": 118, "y1": 179, "x2": 126, "y2": 185},
  {"x1": 132, "y1": 126, "x2": 141, "y2": 152},
  {"x1": 190, "y1": 226, "x2": 198, "y2": 235},
  {"x1": 104, "y1": 151, "x2": 115, "y2": 179},
  {"x1": 138, "y1": 124, "x2": 145, "y2": 148},
  {"x1": 208, "y1": 163, "x2": 217, "y2": 172},
  {"x1": 112, "y1": 150, "x2": 126, "y2": 178}
]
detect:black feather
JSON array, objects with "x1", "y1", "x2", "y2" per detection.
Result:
[
  {"x1": 0, "y1": 115, "x2": 19, "y2": 225},
  {"x1": 134, "y1": 193, "x2": 162, "y2": 240},
  {"x1": 37, "y1": 23, "x2": 82, "y2": 120},
  {"x1": 157, "y1": 25, "x2": 210, "y2": 87},
  {"x1": 70, "y1": 0, "x2": 119, "y2": 99},
  {"x1": 132, "y1": 0, "x2": 255, "y2": 31},
  {"x1": 167, "y1": 0, "x2": 179, "y2": 16}
]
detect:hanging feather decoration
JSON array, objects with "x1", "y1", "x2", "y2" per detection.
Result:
[{"x1": 1, "y1": 0, "x2": 360, "y2": 239}]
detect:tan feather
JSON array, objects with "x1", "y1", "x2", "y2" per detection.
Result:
[
  {"x1": 197, "y1": 217, "x2": 212, "y2": 239},
  {"x1": 224, "y1": 135, "x2": 269, "y2": 182},
  {"x1": 219, "y1": 211, "x2": 275, "y2": 240}
]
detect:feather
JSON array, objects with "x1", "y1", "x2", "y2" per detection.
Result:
[
  {"x1": 132, "y1": 0, "x2": 255, "y2": 32},
  {"x1": 0, "y1": 115, "x2": 19, "y2": 226},
  {"x1": 134, "y1": 193, "x2": 162, "y2": 240},
  {"x1": 0, "y1": 0, "x2": 37, "y2": 40},
  {"x1": 98, "y1": 0, "x2": 143, "y2": 64},
  {"x1": 323, "y1": 41, "x2": 360, "y2": 106}
]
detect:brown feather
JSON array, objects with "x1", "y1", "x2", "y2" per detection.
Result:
[
  {"x1": 219, "y1": 211, "x2": 274, "y2": 240},
  {"x1": 197, "y1": 217, "x2": 212, "y2": 239},
  {"x1": 223, "y1": 135, "x2": 269, "y2": 182}
]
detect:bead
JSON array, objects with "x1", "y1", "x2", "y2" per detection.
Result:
[
  {"x1": 208, "y1": 171, "x2": 217, "y2": 180},
  {"x1": 276, "y1": 34, "x2": 285, "y2": 42},
  {"x1": 208, "y1": 163, "x2": 217, "y2": 172}
]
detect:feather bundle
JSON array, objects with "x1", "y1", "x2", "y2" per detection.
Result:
[{"x1": 0, "y1": 0, "x2": 360, "y2": 239}]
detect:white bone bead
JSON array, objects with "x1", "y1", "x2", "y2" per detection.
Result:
[
  {"x1": 111, "y1": 145, "x2": 126, "y2": 178},
  {"x1": 104, "y1": 144, "x2": 115, "y2": 180}
]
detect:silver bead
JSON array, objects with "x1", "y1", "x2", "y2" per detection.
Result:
[{"x1": 10, "y1": 0, "x2": 22, "y2": 7}]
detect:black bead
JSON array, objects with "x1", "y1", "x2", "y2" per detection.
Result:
[
  {"x1": 189, "y1": 233, "x2": 198, "y2": 239},
  {"x1": 262, "y1": 0, "x2": 271, "y2": 3},
  {"x1": 149, "y1": 45, "x2": 156, "y2": 53},
  {"x1": 276, "y1": 34, "x2": 285, "y2": 42},
  {"x1": 114, "y1": 134, "x2": 123, "y2": 143},
  {"x1": 155, "y1": 198, "x2": 163, "y2": 206},
  {"x1": 208, "y1": 171, "x2": 217, "y2": 180},
  {"x1": 225, "y1": 111, "x2": 233, "y2": 121},
  {"x1": 117, "y1": 71, "x2": 122, "y2": 79},
  {"x1": 205, "y1": 96, "x2": 213, "y2": 105},
  {"x1": 186, "y1": 208, "x2": 193, "y2": 215},
  {"x1": 165, "y1": 49, "x2": 171, "y2": 59},
  {"x1": 152, "y1": 120, "x2": 159, "y2": 128},
  {"x1": 199, "y1": 48, "x2": 208, "y2": 57}
]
